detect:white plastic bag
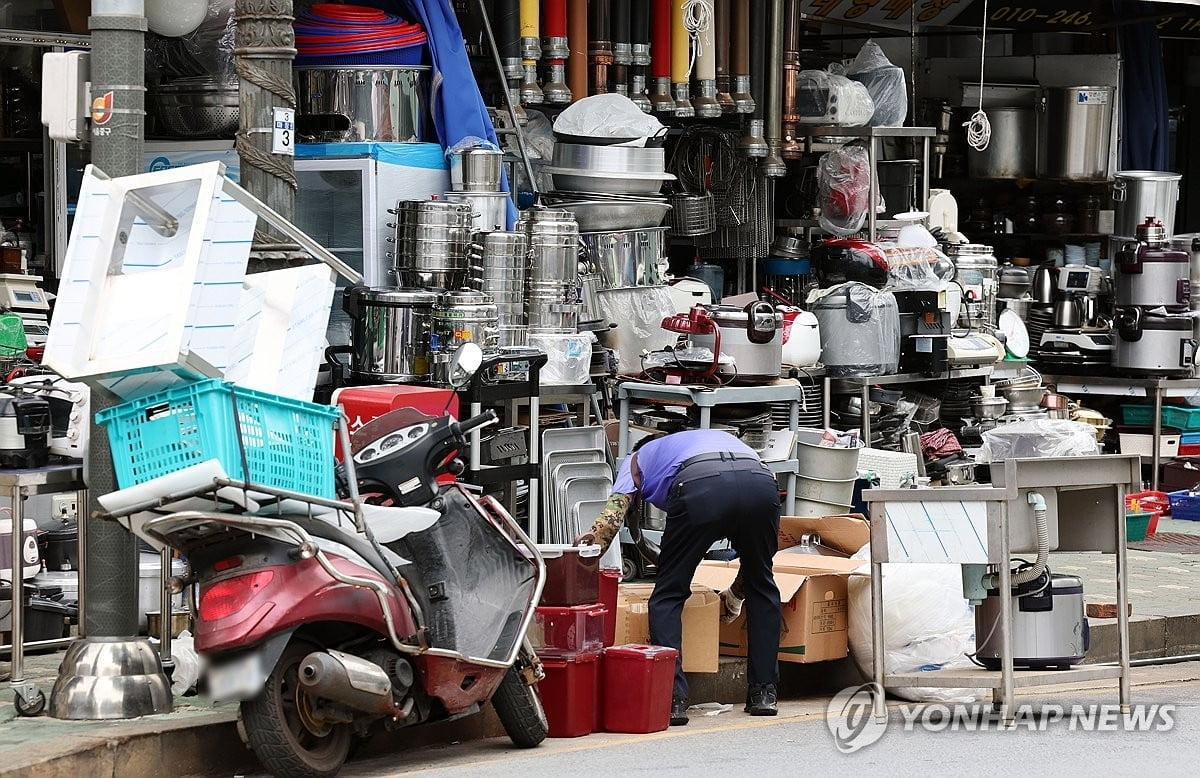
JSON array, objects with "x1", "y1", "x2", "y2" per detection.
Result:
[
  {"x1": 847, "y1": 546, "x2": 984, "y2": 702},
  {"x1": 847, "y1": 41, "x2": 908, "y2": 127},
  {"x1": 979, "y1": 419, "x2": 1100, "y2": 462},
  {"x1": 170, "y1": 630, "x2": 204, "y2": 696},
  {"x1": 553, "y1": 94, "x2": 666, "y2": 141},
  {"x1": 796, "y1": 67, "x2": 875, "y2": 127}
]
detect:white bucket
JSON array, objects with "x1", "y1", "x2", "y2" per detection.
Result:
[
  {"x1": 795, "y1": 474, "x2": 857, "y2": 506},
  {"x1": 791, "y1": 496, "x2": 854, "y2": 518},
  {"x1": 795, "y1": 428, "x2": 862, "y2": 480}
]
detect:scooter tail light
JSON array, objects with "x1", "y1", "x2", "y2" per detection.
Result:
[
  {"x1": 199, "y1": 570, "x2": 275, "y2": 621},
  {"x1": 213, "y1": 556, "x2": 243, "y2": 572}
]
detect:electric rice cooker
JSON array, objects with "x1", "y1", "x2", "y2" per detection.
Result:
[
  {"x1": 0, "y1": 390, "x2": 50, "y2": 468},
  {"x1": 810, "y1": 284, "x2": 901, "y2": 377},
  {"x1": 689, "y1": 301, "x2": 784, "y2": 383},
  {"x1": 975, "y1": 572, "x2": 1088, "y2": 670},
  {"x1": 1113, "y1": 307, "x2": 1197, "y2": 376}
]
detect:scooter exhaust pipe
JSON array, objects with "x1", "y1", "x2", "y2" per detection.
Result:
[{"x1": 298, "y1": 650, "x2": 399, "y2": 717}]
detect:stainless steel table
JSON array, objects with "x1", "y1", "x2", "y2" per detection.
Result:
[
  {"x1": 1, "y1": 464, "x2": 86, "y2": 714},
  {"x1": 864, "y1": 455, "x2": 1138, "y2": 722}
]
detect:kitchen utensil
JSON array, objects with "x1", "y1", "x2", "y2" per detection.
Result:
[
  {"x1": 1031, "y1": 265, "x2": 1056, "y2": 304},
  {"x1": 152, "y1": 76, "x2": 240, "y2": 138},
  {"x1": 1113, "y1": 170, "x2": 1182, "y2": 238},
  {"x1": 1000, "y1": 384, "x2": 1047, "y2": 411},
  {"x1": 342, "y1": 287, "x2": 439, "y2": 382},
  {"x1": 1041, "y1": 393, "x2": 1070, "y2": 411},
  {"x1": 545, "y1": 167, "x2": 676, "y2": 195},
  {"x1": 547, "y1": 199, "x2": 671, "y2": 231},
  {"x1": 971, "y1": 396, "x2": 1008, "y2": 420},
  {"x1": 1038, "y1": 86, "x2": 1115, "y2": 181}
]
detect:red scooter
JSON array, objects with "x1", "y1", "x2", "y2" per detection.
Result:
[{"x1": 102, "y1": 357, "x2": 548, "y2": 777}]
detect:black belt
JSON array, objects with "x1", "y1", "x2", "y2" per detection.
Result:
[{"x1": 677, "y1": 452, "x2": 760, "y2": 472}]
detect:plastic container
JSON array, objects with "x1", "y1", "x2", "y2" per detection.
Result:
[
  {"x1": 1126, "y1": 491, "x2": 1169, "y2": 536},
  {"x1": 23, "y1": 596, "x2": 73, "y2": 642},
  {"x1": 537, "y1": 650, "x2": 601, "y2": 737},
  {"x1": 1168, "y1": 490, "x2": 1200, "y2": 521},
  {"x1": 795, "y1": 428, "x2": 862, "y2": 480},
  {"x1": 1121, "y1": 403, "x2": 1200, "y2": 431},
  {"x1": 791, "y1": 496, "x2": 853, "y2": 518},
  {"x1": 601, "y1": 644, "x2": 678, "y2": 733},
  {"x1": 599, "y1": 568, "x2": 619, "y2": 647},
  {"x1": 1126, "y1": 513, "x2": 1152, "y2": 543},
  {"x1": 527, "y1": 544, "x2": 601, "y2": 606},
  {"x1": 1117, "y1": 426, "x2": 1182, "y2": 459},
  {"x1": 530, "y1": 604, "x2": 607, "y2": 656},
  {"x1": 794, "y1": 473, "x2": 857, "y2": 505},
  {"x1": 97, "y1": 379, "x2": 340, "y2": 497},
  {"x1": 1182, "y1": 444, "x2": 1200, "y2": 457}
]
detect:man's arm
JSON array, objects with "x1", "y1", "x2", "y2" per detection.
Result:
[{"x1": 575, "y1": 492, "x2": 634, "y2": 553}]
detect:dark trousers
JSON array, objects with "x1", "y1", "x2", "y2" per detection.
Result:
[{"x1": 647, "y1": 458, "x2": 782, "y2": 700}]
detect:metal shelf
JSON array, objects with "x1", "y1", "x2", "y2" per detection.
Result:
[
  {"x1": 825, "y1": 367, "x2": 996, "y2": 440},
  {"x1": 798, "y1": 125, "x2": 937, "y2": 138}
]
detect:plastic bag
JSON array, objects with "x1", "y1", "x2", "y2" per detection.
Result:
[
  {"x1": 847, "y1": 548, "x2": 984, "y2": 702},
  {"x1": 553, "y1": 94, "x2": 666, "y2": 142},
  {"x1": 818, "y1": 144, "x2": 872, "y2": 237},
  {"x1": 847, "y1": 41, "x2": 908, "y2": 127},
  {"x1": 808, "y1": 283, "x2": 901, "y2": 377},
  {"x1": 978, "y1": 419, "x2": 1100, "y2": 462},
  {"x1": 447, "y1": 136, "x2": 500, "y2": 155},
  {"x1": 595, "y1": 286, "x2": 679, "y2": 374},
  {"x1": 170, "y1": 630, "x2": 204, "y2": 696},
  {"x1": 527, "y1": 332, "x2": 595, "y2": 385},
  {"x1": 796, "y1": 67, "x2": 875, "y2": 127},
  {"x1": 146, "y1": 0, "x2": 236, "y2": 83},
  {"x1": 880, "y1": 244, "x2": 942, "y2": 290}
]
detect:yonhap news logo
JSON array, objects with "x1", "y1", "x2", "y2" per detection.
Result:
[{"x1": 826, "y1": 683, "x2": 1176, "y2": 753}]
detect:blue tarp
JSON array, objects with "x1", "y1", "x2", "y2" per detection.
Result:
[{"x1": 296, "y1": 142, "x2": 448, "y2": 169}]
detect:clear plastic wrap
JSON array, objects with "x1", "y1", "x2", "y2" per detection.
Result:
[
  {"x1": 880, "y1": 244, "x2": 942, "y2": 290},
  {"x1": 808, "y1": 283, "x2": 900, "y2": 377},
  {"x1": 553, "y1": 94, "x2": 666, "y2": 142},
  {"x1": 146, "y1": 0, "x2": 236, "y2": 83},
  {"x1": 978, "y1": 419, "x2": 1101, "y2": 462},
  {"x1": 818, "y1": 144, "x2": 872, "y2": 237},
  {"x1": 848, "y1": 550, "x2": 983, "y2": 703},
  {"x1": 847, "y1": 41, "x2": 908, "y2": 127},
  {"x1": 527, "y1": 332, "x2": 595, "y2": 385},
  {"x1": 796, "y1": 67, "x2": 875, "y2": 127},
  {"x1": 595, "y1": 286, "x2": 679, "y2": 374}
]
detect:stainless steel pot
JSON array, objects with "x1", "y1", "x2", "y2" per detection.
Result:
[
  {"x1": 968, "y1": 107, "x2": 1036, "y2": 179},
  {"x1": 295, "y1": 66, "x2": 432, "y2": 143},
  {"x1": 444, "y1": 191, "x2": 510, "y2": 231},
  {"x1": 1114, "y1": 171, "x2": 1182, "y2": 237},
  {"x1": 343, "y1": 286, "x2": 439, "y2": 382},
  {"x1": 431, "y1": 289, "x2": 498, "y2": 371},
  {"x1": 448, "y1": 147, "x2": 503, "y2": 192},
  {"x1": 691, "y1": 302, "x2": 785, "y2": 383},
  {"x1": 551, "y1": 143, "x2": 667, "y2": 175},
  {"x1": 1037, "y1": 86, "x2": 1114, "y2": 181},
  {"x1": 580, "y1": 227, "x2": 670, "y2": 288}
]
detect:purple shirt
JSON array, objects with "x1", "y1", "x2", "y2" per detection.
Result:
[{"x1": 612, "y1": 429, "x2": 759, "y2": 509}]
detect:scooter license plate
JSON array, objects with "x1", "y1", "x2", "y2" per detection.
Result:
[{"x1": 207, "y1": 651, "x2": 264, "y2": 702}]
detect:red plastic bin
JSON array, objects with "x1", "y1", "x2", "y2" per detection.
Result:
[
  {"x1": 600, "y1": 644, "x2": 678, "y2": 734},
  {"x1": 1127, "y1": 490, "x2": 1170, "y2": 535},
  {"x1": 599, "y1": 568, "x2": 620, "y2": 646},
  {"x1": 527, "y1": 544, "x2": 601, "y2": 606},
  {"x1": 531, "y1": 603, "x2": 607, "y2": 656},
  {"x1": 537, "y1": 650, "x2": 601, "y2": 737}
]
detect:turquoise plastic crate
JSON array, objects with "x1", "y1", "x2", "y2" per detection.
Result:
[
  {"x1": 97, "y1": 379, "x2": 340, "y2": 497},
  {"x1": 1121, "y1": 404, "x2": 1200, "y2": 431}
]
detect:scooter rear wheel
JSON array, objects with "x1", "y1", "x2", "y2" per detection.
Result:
[
  {"x1": 491, "y1": 665, "x2": 548, "y2": 748},
  {"x1": 241, "y1": 640, "x2": 352, "y2": 778}
]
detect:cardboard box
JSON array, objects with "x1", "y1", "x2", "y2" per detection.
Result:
[
  {"x1": 778, "y1": 514, "x2": 870, "y2": 556},
  {"x1": 694, "y1": 560, "x2": 852, "y2": 664},
  {"x1": 613, "y1": 583, "x2": 720, "y2": 673}
]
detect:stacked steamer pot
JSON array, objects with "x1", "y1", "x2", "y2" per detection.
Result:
[{"x1": 445, "y1": 145, "x2": 509, "y2": 231}]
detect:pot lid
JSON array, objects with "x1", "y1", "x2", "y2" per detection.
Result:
[
  {"x1": 352, "y1": 286, "x2": 439, "y2": 304},
  {"x1": 1115, "y1": 170, "x2": 1182, "y2": 181}
]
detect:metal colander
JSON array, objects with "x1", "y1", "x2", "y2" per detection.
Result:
[{"x1": 152, "y1": 76, "x2": 239, "y2": 138}]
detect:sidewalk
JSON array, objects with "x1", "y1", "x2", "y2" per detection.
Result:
[{"x1": 1, "y1": 538, "x2": 1198, "y2": 777}]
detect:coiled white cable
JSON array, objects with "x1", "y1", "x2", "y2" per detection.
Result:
[
  {"x1": 682, "y1": 0, "x2": 711, "y2": 78},
  {"x1": 964, "y1": 0, "x2": 991, "y2": 151}
]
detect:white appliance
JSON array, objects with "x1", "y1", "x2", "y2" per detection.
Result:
[{"x1": 6, "y1": 374, "x2": 89, "y2": 459}]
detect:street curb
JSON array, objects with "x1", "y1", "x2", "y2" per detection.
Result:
[{"x1": 9, "y1": 613, "x2": 1198, "y2": 776}]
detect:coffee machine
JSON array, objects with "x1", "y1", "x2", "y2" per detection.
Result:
[{"x1": 1035, "y1": 265, "x2": 1113, "y2": 369}]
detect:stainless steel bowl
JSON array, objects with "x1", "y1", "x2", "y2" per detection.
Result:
[
  {"x1": 550, "y1": 200, "x2": 671, "y2": 231},
  {"x1": 1000, "y1": 385, "x2": 1047, "y2": 410},
  {"x1": 153, "y1": 77, "x2": 239, "y2": 138},
  {"x1": 545, "y1": 167, "x2": 676, "y2": 195},
  {"x1": 552, "y1": 142, "x2": 666, "y2": 175},
  {"x1": 971, "y1": 396, "x2": 1009, "y2": 420}
]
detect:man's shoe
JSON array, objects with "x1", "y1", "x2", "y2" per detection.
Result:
[
  {"x1": 745, "y1": 683, "x2": 778, "y2": 716},
  {"x1": 670, "y1": 697, "x2": 690, "y2": 726}
]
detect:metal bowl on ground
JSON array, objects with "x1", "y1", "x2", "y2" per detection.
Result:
[{"x1": 548, "y1": 199, "x2": 671, "y2": 231}]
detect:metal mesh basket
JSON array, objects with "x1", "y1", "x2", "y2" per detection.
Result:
[{"x1": 152, "y1": 77, "x2": 239, "y2": 138}]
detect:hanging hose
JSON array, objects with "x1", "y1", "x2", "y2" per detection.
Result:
[{"x1": 983, "y1": 491, "x2": 1049, "y2": 590}]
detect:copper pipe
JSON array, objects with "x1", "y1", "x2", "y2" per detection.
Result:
[
  {"x1": 649, "y1": 0, "x2": 674, "y2": 112},
  {"x1": 714, "y1": 0, "x2": 734, "y2": 113},
  {"x1": 567, "y1": 0, "x2": 589, "y2": 103},
  {"x1": 782, "y1": 0, "x2": 803, "y2": 159},
  {"x1": 589, "y1": 0, "x2": 613, "y2": 95},
  {"x1": 612, "y1": 0, "x2": 631, "y2": 95},
  {"x1": 630, "y1": 0, "x2": 652, "y2": 111},
  {"x1": 731, "y1": 0, "x2": 754, "y2": 113}
]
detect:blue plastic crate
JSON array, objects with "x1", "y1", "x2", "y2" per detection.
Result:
[
  {"x1": 1168, "y1": 490, "x2": 1200, "y2": 521},
  {"x1": 96, "y1": 379, "x2": 340, "y2": 497},
  {"x1": 1183, "y1": 433, "x2": 1200, "y2": 446}
]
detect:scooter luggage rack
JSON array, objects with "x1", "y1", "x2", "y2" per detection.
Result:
[{"x1": 96, "y1": 477, "x2": 547, "y2": 670}]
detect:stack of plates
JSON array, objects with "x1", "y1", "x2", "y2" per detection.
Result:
[
  {"x1": 1024, "y1": 305, "x2": 1056, "y2": 356},
  {"x1": 938, "y1": 380, "x2": 979, "y2": 430}
]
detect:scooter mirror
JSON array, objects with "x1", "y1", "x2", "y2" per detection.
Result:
[{"x1": 447, "y1": 342, "x2": 484, "y2": 388}]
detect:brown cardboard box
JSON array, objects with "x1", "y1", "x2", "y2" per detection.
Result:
[
  {"x1": 613, "y1": 582, "x2": 720, "y2": 673},
  {"x1": 777, "y1": 514, "x2": 870, "y2": 556},
  {"x1": 693, "y1": 560, "x2": 851, "y2": 664}
]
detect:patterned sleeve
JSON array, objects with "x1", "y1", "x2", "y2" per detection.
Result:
[{"x1": 588, "y1": 493, "x2": 633, "y2": 553}]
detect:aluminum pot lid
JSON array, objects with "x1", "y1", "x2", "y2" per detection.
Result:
[{"x1": 352, "y1": 286, "x2": 439, "y2": 304}]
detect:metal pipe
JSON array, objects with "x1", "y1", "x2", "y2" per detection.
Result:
[
  {"x1": 649, "y1": 0, "x2": 674, "y2": 113},
  {"x1": 541, "y1": 0, "x2": 571, "y2": 102},
  {"x1": 691, "y1": 0, "x2": 720, "y2": 117},
  {"x1": 761, "y1": 0, "x2": 787, "y2": 177},
  {"x1": 781, "y1": 0, "x2": 803, "y2": 159},
  {"x1": 589, "y1": 0, "x2": 613, "y2": 94},
  {"x1": 714, "y1": 0, "x2": 734, "y2": 113},
  {"x1": 567, "y1": 0, "x2": 589, "y2": 103},
  {"x1": 497, "y1": 0, "x2": 522, "y2": 80},
  {"x1": 630, "y1": 0, "x2": 652, "y2": 111},
  {"x1": 730, "y1": 0, "x2": 753, "y2": 112},
  {"x1": 611, "y1": 0, "x2": 631, "y2": 95},
  {"x1": 477, "y1": 0, "x2": 541, "y2": 197},
  {"x1": 298, "y1": 651, "x2": 400, "y2": 717},
  {"x1": 519, "y1": 0, "x2": 543, "y2": 103},
  {"x1": 747, "y1": 0, "x2": 766, "y2": 119},
  {"x1": 670, "y1": 0, "x2": 694, "y2": 116}
]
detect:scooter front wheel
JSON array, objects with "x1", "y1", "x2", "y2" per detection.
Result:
[
  {"x1": 491, "y1": 664, "x2": 548, "y2": 748},
  {"x1": 240, "y1": 640, "x2": 352, "y2": 778}
]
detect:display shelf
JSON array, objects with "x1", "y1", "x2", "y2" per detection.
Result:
[
  {"x1": 1039, "y1": 373, "x2": 1200, "y2": 491},
  {"x1": 825, "y1": 366, "x2": 996, "y2": 439},
  {"x1": 800, "y1": 126, "x2": 937, "y2": 138}
]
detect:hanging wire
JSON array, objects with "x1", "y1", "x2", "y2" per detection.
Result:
[
  {"x1": 681, "y1": 0, "x2": 711, "y2": 78},
  {"x1": 963, "y1": 0, "x2": 992, "y2": 151}
]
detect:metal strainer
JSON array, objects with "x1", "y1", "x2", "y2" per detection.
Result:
[{"x1": 152, "y1": 76, "x2": 239, "y2": 138}]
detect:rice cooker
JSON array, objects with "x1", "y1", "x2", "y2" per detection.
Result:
[
  {"x1": 689, "y1": 302, "x2": 784, "y2": 383},
  {"x1": 810, "y1": 284, "x2": 901, "y2": 377},
  {"x1": 1113, "y1": 307, "x2": 1197, "y2": 376},
  {"x1": 1115, "y1": 218, "x2": 1190, "y2": 309},
  {"x1": 0, "y1": 390, "x2": 50, "y2": 468},
  {"x1": 975, "y1": 572, "x2": 1088, "y2": 670}
]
